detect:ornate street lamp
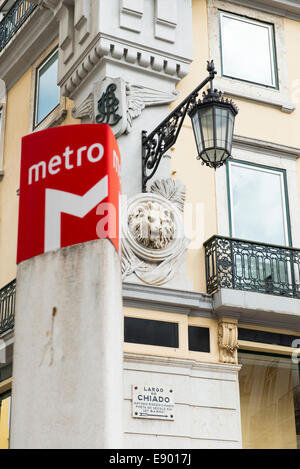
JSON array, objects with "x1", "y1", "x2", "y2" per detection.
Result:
[{"x1": 142, "y1": 60, "x2": 238, "y2": 191}]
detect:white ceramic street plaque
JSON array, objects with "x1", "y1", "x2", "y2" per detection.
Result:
[{"x1": 132, "y1": 385, "x2": 175, "y2": 420}]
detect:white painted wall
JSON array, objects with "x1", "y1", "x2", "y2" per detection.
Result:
[
  {"x1": 10, "y1": 239, "x2": 123, "y2": 449},
  {"x1": 123, "y1": 354, "x2": 242, "y2": 449}
]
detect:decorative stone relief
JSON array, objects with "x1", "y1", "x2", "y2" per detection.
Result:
[
  {"x1": 71, "y1": 93, "x2": 94, "y2": 121},
  {"x1": 218, "y1": 319, "x2": 239, "y2": 364},
  {"x1": 61, "y1": 38, "x2": 190, "y2": 98},
  {"x1": 128, "y1": 201, "x2": 175, "y2": 250},
  {"x1": 125, "y1": 83, "x2": 178, "y2": 134},
  {"x1": 155, "y1": 0, "x2": 178, "y2": 43},
  {"x1": 71, "y1": 78, "x2": 178, "y2": 135},
  {"x1": 120, "y1": 0, "x2": 144, "y2": 33},
  {"x1": 34, "y1": 0, "x2": 192, "y2": 99},
  {"x1": 122, "y1": 178, "x2": 189, "y2": 286}
]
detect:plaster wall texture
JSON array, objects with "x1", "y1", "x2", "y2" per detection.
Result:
[
  {"x1": 0, "y1": 68, "x2": 79, "y2": 288},
  {"x1": 123, "y1": 354, "x2": 242, "y2": 449},
  {"x1": 10, "y1": 239, "x2": 123, "y2": 449},
  {"x1": 1, "y1": 0, "x2": 300, "y2": 295},
  {"x1": 170, "y1": 0, "x2": 300, "y2": 293}
]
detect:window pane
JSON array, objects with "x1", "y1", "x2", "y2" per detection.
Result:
[
  {"x1": 239, "y1": 353, "x2": 300, "y2": 449},
  {"x1": 229, "y1": 162, "x2": 289, "y2": 245},
  {"x1": 220, "y1": 12, "x2": 277, "y2": 87},
  {"x1": 200, "y1": 107, "x2": 214, "y2": 148},
  {"x1": 124, "y1": 317, "x2": 179, "y2": 348},
  {"x1": 191, "y1": 111, "x2": 203, "y2": 153},
  {"x1": 215, "y1": 107, "x2": 228, "y2": 148},
  {"x1": 36, "y1": 50, "x2": 59, "y2": 125},
  {"x1": 188, "y1": 326, "x2": 210, "y2": 353}
]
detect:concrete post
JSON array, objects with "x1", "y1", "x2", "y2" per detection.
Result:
[{"x1": 10, "y1": 239, "x2": 123, "y2": 449}]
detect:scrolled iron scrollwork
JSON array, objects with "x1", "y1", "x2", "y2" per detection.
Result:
[
  {"x1": 142, "y1": 61, "x2": 216, "y2": 192},
  {"x1": 0, "y1": 0, "x2": 37, "y2": 52},
  {"x1": 0, "y1": 279, "x2": 16, "y2": 335},
  {"x1": 204, "y1": 235, "x2": 300, "y2": 298}
]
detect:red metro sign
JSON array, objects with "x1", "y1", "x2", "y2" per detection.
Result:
[{"x1": 17, "y1": 124, "x2": 121, "y2": 264}]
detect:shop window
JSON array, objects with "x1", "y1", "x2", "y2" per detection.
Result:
[{"x1": 239, "y1": 352, "x2": 300, "y2": 449}]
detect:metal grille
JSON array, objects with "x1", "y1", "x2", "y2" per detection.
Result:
[
  {"x1": 204, "y1": 235, "x2": 300, "y2": 299},
  {"x1": 0, "y1": 280, "x2": 16, "y2": 335},
  {"x1": 0, "y1": 0, "x2": 37, "y2": 53}
]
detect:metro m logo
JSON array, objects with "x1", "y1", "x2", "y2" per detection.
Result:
[{"x1": 44, "y1": 176, "x2": 108, "y2": 252}]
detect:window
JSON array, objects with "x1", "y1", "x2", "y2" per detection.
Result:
[
  {"x1": 208, "y1": 1, "x2": 294, "y2": 112},
  {"x1": 124, "y1": 317, "x2": 179, "y2": 348},
  {"x1": 227, "y1": 161, "x2": 291, "y2": 246},
  {"x1": 238, "y1": 328, "x2": 300, "y2": 348},
  {"x1": 188, "y1": 326, "x2": 210, "y2": 353},
  {"x1": 220, "y1": 11, "x2": 278, "y2": 88},
  {"x1": 34, "y1": 49, "x2": 60, "y2": 127}
]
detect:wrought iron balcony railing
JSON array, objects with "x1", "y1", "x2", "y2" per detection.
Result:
[
  {"x1": 0, "y1": 279, "x2": 16, "y2": 335},
  {"x1": 204, "y1": 235, "x2": 300, "y2": 299},
  {"x1": 0, "y1": 0, "x2": 37, "y2": 53}
]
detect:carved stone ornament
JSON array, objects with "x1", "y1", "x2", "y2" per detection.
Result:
[
  {"x1": 71, "y1": 93, "x2": 94, "y2": 121},
  {"x1": 218, "y1": 319, "x2": 239, "y2": 364},
  {"x1": 71, "y1": 77, "x2": 178, "y2": 136},
  {"x1": 122, "y1": 179, "x2": 188, "y2": 286}
]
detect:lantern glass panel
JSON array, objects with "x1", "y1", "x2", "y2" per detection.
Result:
[
  {"x1": 200, "y1": 107, "x2": 214, "y2": 150},
  {"x1": 215, "y1": 148, "x2": 227, "y2": 163},
  {"x1": 215, "y1": 106, "x2": 229, "y2": 150},
  {"x1": 191, "y1": 111, "x2": 203, "y2": 154},
  {"x1": 226, "y1": 111, "x2": 235, "y2": 153},
  {"x1": 204, "y1": 148, "x2": 226, "y2": 164}
]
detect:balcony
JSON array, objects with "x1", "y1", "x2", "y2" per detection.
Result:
[
  {"x1": 204, "y1": 235, "x2": 300, "y2": 299},
  {"x1": 0, "y1": 279, "x2": 15, "y2": 335},
  {"x1": 0, "y1": 0, "x2": 37, "y2": 53}
]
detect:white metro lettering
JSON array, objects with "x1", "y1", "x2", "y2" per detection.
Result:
[{"x1": 28, "y1": 143, "x2": 104, "y2": 185}]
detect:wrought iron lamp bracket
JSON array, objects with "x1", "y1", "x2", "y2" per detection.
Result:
[{"x1": 142, "y1": 60, "x2": 217, "y2": 192}]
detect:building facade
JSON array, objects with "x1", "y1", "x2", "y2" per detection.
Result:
[{"x1": 0, "y1": 0, "x2": 300, "y2": 449}]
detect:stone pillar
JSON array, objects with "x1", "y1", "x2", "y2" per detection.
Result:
[{"x1": 10, "y1": 239, "x2": 123, "y2": 449}]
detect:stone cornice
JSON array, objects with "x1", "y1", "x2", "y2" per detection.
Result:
[
  {"x1": 122, "y1": 282, "x2": 213, "y2": 316},
  {"x1": 233, "y1": 135, "x2": 300, "y2": 159},
  {"x1": 60, "y1": 33, "x2": 191, "y2": 98},
  {"x1": 227, "y1": 0, "x2": 300, "y2": 21},
  {"x1": 124, "y1": 353, "x2": 242, "y2": 374}
]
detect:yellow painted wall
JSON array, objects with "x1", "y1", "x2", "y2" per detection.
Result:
[
  {"x1": 0, "y1": 396, "x2": 10, "y2": 449},
  {"x1": 0, "y1": 64, "x2": 79, "y2": 288},
  {"x1": 171, "y1": 0, "x2": 218, "y2": 293},
  {"x1": 0, "y1": 68, "x2": 31, "y2": 288},
  {"x1": 170, "y1": 0, "x2": 300, "y2": 292},
  {"x1": 124, "y1": 306, "x2": 220, "y2": 363}
]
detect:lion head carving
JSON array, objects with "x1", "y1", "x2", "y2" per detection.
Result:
[{"x1": 128, "y1": 201, "x2": 175, "y2": 249}]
